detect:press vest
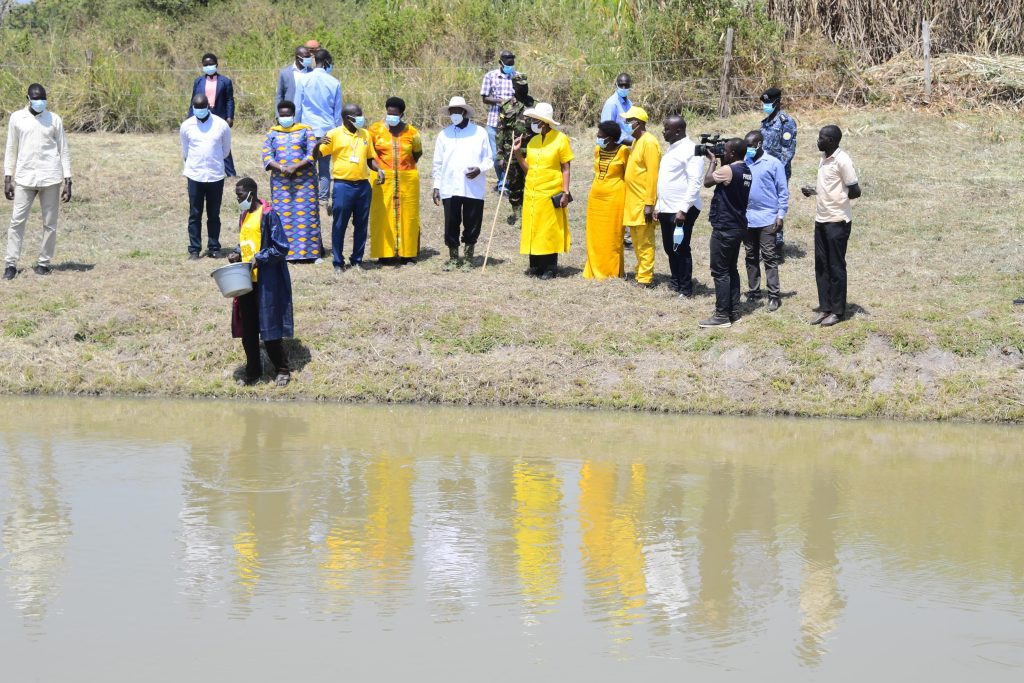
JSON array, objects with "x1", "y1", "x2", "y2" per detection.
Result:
[{"x1": 709, "y1": 162, "x2": 752, "y2": 229}]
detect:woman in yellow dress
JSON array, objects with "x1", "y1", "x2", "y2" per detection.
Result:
[
  {"x1": 583, "y1": 120, "x2": 630, "y2": 279},
  {"x1": 512, "y1": 102, "x2": 574, "y2": 280},
  {"x1": 368, "y1": 97, "x2": 423, "y2": 264}
]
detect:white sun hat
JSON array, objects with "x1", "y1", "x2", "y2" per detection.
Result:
[
  {"x1": 441, "y1": 95, "x2": 476, "y2": 119},
  {"x1": 523, "y1": 102, "x2": 560, "y2": 127}
]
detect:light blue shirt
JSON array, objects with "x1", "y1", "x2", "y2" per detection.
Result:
[
  {"x1": 295, "y1": 69, "x2": 342, "y2": 137},
  {"x1": 745, "y1": 153, "x2": 789, "y2": 228},
  {"x1": 600, "y1": 93, "x2": 634, "y2": 144}
]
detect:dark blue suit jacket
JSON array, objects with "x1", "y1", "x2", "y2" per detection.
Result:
[{"x1": 187, "y1": 74, "x2": 235, "y2": 121}]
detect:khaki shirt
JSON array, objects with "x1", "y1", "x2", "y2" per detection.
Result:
[{"x1": 815, "y1": 149, "x2": 858, "y2": 223}]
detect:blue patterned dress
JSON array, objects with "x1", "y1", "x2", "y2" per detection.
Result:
[{"x1": 261, "y1": 124, "x2": 322, "y2": 260}]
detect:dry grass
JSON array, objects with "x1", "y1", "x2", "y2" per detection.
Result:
[{"x1": 0, "y1": 108, "x2": 1022, "y2": 421}]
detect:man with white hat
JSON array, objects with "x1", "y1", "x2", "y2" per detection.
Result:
[{"x1": 432, "y1": 96, "x2": 493, "y2": 270}]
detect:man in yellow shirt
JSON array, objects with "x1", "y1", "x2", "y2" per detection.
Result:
[
  {"x1": 313, "y1": 103, "x2": 385, "y2": 272},
  {"x1": 621, "y1": 106, "x2": 660, "y2": 287}
]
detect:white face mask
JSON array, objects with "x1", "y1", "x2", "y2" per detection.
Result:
[
  {"x1": 237, "y1": 191, "x2": 253, "y2": 212},
  {"x1": 450, "y1": 113, "x2": 464, "y2": 126},
  {"x1": 531, "y1": 122, "x2": 543, "y2": 134}
]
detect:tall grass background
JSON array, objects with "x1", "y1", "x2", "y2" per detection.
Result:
[{"x1": 0, "y1": 0, "x2": 1022, "y2": 132}]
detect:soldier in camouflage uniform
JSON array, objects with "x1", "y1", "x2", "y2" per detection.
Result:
[
  {"x1": 495, "y1": 74, "x2": 535, "y2": 222},
  {"x1": 760, "y1": 87, "x2": 797, "y2": 248}
]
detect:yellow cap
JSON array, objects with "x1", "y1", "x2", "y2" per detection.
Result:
[{"x1": 622, "y1": 106, "x2": 648, "y2": 122}]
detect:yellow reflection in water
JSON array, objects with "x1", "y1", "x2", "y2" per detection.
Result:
[
  {"x1": 513, "y1": 460, "x2": 563, "y2": 617},
  {"x1": 579, "y1": 461, "x2": 648, "y2": 636}
]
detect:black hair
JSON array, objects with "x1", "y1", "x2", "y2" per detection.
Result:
[
  {"x1": 725, "y1": 138, "x2": 746, "y2": 157},
  {"x1": 616, "y1": 72, "x2": 632, "y2": 83},
  {"x1": 236, "y1": 176, "x2": 258, "y2": 194},
  {"x1": 821, "y1": 124, "x2": 843, "y2": 144},
  {"x1": 597, "y1": 120, "x2": 620, "y2": 140},
  {"x1": 27, "y1": 83, "x2": 45, "y2": 98},
  {"x1": 385, "y1": 96, "x2": 406, "y2": 113},
  {"x1": 745, "y1": 130, "x2": 763, "y2": 145},
  {"x1": 665, "y1": 114, "x2": 686, "y2": 135},
  {"x1": 202, "y1": 53, "x2": 217, "y2": 63},
  {"x1": 277, "y1": 100, "x2": 295, "y2": 113},
  {"x1": 316, "y1": 49, "x2": 332, "y2": 67}
]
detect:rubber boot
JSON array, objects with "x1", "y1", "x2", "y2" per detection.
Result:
[
  {"x1": 443, "y1": 246, "x2": 460, "y2": 271},
  {"x1": 461, "y1": 243, "x2": 475, "y2": 270}
]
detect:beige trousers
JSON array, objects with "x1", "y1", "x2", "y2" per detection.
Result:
[{"x1": 6, "y1": 183, "x2": 60, "y2": 267}]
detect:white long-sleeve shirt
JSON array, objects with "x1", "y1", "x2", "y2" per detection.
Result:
[
  {"x1": 4, "y1": 107, "x2": 72, "y2": 187},
  {"x1": 655, "y1": 136, "x2": 704, "y2": 214},
  {"x1": 179, "y1": 114, "x2": 231, "y2": 183},
  {"x1": 431, "y1": 122, "x2": 493, "y2": 200}
]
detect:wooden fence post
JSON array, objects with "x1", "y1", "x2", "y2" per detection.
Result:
[
  {"x1": 922, "y1": 20, "x2": 932, "y2": 102},
  {"x1": 718, "y1": 27, "x2": 734, "y2": 118}
]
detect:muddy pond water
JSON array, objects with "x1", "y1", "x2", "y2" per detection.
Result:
[{"x1": 1, "y1": 397, "x2": 1022, "y2": 680}]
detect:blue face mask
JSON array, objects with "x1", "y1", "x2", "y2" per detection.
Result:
[
  {"x1": 596, "y1": 137, "x2": 608, "y2": 149},
  {"x1": 193, "y1": 108, "x2": 209, "y2": 120},
  {"x1": 325, "y1": 65, "x2": 333, "y2": 74},
  {"x1": 745, "y1": 146, "x2": 757, "y2": 160},
  {"x1": 301, "y1": 57, "x2": 313, "y2": 69},
  {"x1": 202, "y1": 64, "x2": 217, "y2": 76},
  {"x1": 277, "y1": 116, "x2": 294, "y2": 128},
  {"x1": 501, "y1": 63, "x2": 515, "y2": 76},
  {"x1": 762, "y1": 102, "x2": 774, "y2": 114},
  {"x1": 237, "y1": 191, "x2": 253, "y2": 212},
  {"x1": 352, "y1": 116, "x2": 366, "y2": 129},
  {"x1": 29, "y1": 99, "x2": 47, "y2": 114},
  {"x1": 385, "y1": 114, "x2": 401, "y2": 127},
  {"x1": 616, "y1": 87, "x2": 630, "y2": 98}
]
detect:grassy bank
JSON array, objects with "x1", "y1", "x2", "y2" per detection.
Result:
[{"x1": 0, "y1": 108, "x2": 1022, "y2": 421}]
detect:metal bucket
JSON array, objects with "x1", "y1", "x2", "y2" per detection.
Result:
[{"x1": 210, "y1": 262, "x2": 253, "y2": 298}]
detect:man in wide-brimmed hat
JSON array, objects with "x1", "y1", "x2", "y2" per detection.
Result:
[{"x1": 431, "y1": 96, "x2": 493, "y2": 270}]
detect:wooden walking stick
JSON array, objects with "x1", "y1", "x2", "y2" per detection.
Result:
[{"x1": 482, "y1": 135, "x2": 521, "y2": 272}]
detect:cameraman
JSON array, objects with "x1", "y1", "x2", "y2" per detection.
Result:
[{"x1": 699, "y1": 138, "x2": 751, "y2": 329}]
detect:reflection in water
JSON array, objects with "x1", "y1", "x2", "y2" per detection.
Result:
[
  {"x1": 1, "y1": 437, "x2": 71, "y2": 625},
  {"x1": 798, "y1": 470, "x2": 846, "y2": 665},
  {"x1": 1, "y1": 398, "x2": 1023, "y2": 678},
  {"x1": 513, "y1": 460, "x2": 563, "y2": 621},
  {"x1": 579, "y1": 461, "x2": 648, "y2": 636}
]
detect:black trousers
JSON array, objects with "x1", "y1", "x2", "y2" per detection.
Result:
[
  {"x1": 709, "y1": 227, "x2": 744, "y2": 318},
  {"x1": 442, "y1": 196, "x2": 484, "y2": 248},
  {"x1": 528, "y1": 253, "x2": 558, "y2": 274},
  {"x1": 814, "y1": 220, "x2": 851, "y2": 316},
  {"x1": 658, "y1": 207, "x2": 700, "y2": 294},
  {"x1": 238, "y1": 289, "x2": 289, "y2": 381},
  {"x1": 186, "y1": 178, "x2": 223, "y2": 254}
]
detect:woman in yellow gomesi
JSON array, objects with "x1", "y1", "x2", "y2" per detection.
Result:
[
  {"x1": 512, "y1": 102, "x2": 573, "y2": 280},
  {"x1": 582, "y1": 120, "x2": 630, "y2": 279},
  {"x1": 368, "y1": 97, "x2": 423, "y2": 264}
]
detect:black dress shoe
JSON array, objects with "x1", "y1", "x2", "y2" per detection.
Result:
[
  {"x1": 539, "y1": 269, "x2": 556, "y2": 280},
  {"x1": 207, "y1": 248, "x2": 221, "y2": 259},
  {"x1": 33, "y1": 264, "x2": 51, "y2": 275},
  {"x1": 767, "y1": 297, "x2": 781, "y2": 312},
  {"x1": 188, "y1": 252, "x2": 201, "y2": 261},
  {"x1": 3, "y1": 265, "x2": 15, "y2": 280},
  {"x1": 820, "y1": 313, "x2": 842, "y2": 327},
  {"x1": 810, "y1": 311, "x2": 830, "y2": 325}
]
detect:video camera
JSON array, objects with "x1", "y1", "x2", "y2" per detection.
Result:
[{"x1": 694, "y1": 134, "x2": 727, "y2": 160}]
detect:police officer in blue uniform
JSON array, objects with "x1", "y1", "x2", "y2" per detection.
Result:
[{"x1": 759, "y1": 87, "x2": 797, "y2": 249}]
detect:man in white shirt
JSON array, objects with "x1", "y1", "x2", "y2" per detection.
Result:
[
  {"x1": 180, "y1": 93, "x2": 231, "y2": 260},
  {"x1": 654, "y1": 115, "x2": 703, "y2": 297},
  {"x1": 3, "y1": 83, "x2": 72, "y2": 279},
  {"x1": 431, "y1": 97, "x2": 493, "y2": 271}
]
